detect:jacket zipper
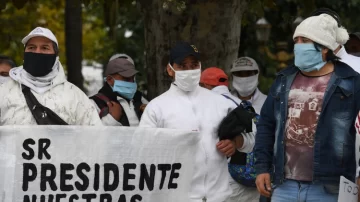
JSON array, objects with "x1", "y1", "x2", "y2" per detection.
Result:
[{"x1": 188, "y1": 94, "x2": 207, "y2": 198}]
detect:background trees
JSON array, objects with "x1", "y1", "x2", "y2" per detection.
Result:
[{"x1": 1, "y1": 0, "x2": 360, "y2": 96}]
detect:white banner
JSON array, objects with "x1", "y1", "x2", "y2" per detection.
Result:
[
  {"x1": 338, "y1": 176, "x2": 358, "y2": 202},
  {"x1": 0, "y1": 126, "x2": 199, "y2": 202}
]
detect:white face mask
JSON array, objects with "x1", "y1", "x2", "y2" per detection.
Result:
[
  {"x1": 169, "y1": 63, "x2": 201, "y2": 92},
  {"x1": 232, "y1": 74, "x2": 259, "y2": 97},
  {"x1": 0, "y1": 76, "x2": 11, "y2": 85}
]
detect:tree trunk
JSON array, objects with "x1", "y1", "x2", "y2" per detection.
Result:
[
  {"x1": 65, "y1": 0, "x2": 84, "y2": 91},
  {"x1": 138, "y1": 0, "x2": 247, "y2": 99}
]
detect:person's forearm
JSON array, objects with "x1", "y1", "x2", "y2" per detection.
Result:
[{"x1": 233, "y1": 135, "x2": 244, "y2": 149}]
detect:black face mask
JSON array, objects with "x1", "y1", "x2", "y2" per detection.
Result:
[{"x1": 23, "y1": 52, "x2": 57, "y2": 77}]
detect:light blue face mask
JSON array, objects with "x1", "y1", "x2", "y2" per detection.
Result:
[
  {"x1": 106, "y1": 77, "x2": 137, "y2": 100},
  {"x1": 294, "y1": 43, "x2": 326, "y2": 72}
]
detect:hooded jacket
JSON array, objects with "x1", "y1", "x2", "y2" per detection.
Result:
[
  {"x1": 140, "y1": 84, "x2": 234, "y2": 202},
  {"x1": 0, "y1": 62, "x2": 101, "y2": 125}
]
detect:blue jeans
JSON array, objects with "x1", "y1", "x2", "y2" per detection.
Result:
[{"x1": 271, "y1": 180, "x2": 338, "y2": 202}]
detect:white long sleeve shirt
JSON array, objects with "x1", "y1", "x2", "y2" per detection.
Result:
[{"x1": 140, "y1": 84, "x2": 233, "y2": 202}]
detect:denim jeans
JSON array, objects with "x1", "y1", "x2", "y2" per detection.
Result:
[
  {"x1": 271, "y1": 180, "x2": 338, "y2": 202},
  {"x1": 259, "y1": 195, "x2": 271, "y2": 202}
]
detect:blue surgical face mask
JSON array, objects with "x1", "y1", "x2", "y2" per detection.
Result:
[
  {"x1": 294, "y1": 43, "x2": 326, "y2": 72},
  {"x1": 108, "y1": 77, "x2": 137, "y2": 100}
]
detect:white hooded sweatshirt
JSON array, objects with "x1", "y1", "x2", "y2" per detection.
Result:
[
  {"x1": 140, "y1": 84, "x2": 233, "y2": 202},
  {"x1": 0, "y1": 60, "x2": 101, "y2": 125}
]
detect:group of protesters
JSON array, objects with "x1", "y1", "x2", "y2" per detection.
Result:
[{"x1": 2, "y1": 7, "x2": 360, "y2": 202}]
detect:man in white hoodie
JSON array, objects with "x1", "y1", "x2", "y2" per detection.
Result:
[
  {"x1": 140, "y1": 42, "x2": 236, "y2": 202},
  {"x1": 0, "y1": 27, "x2": 101, "y2": 125}
]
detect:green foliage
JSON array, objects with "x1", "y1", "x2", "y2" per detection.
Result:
[
  {"x1": 3, "y1": 0, "x2": 360, "y2": 94},
  {"x1": 0, "y1": 0, "x2": 111, "y2": 70},
  {"x1": 82, "y1": 1, "x2": 113, "y2": 64},
  {"x1": 1, "y1": 2, "x2": 41, "y2": 64},
  {"x1": 102, "y1": 0, "x2": 147, "y2": 90}
]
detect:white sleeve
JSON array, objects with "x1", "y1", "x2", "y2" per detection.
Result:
[
  {"x1": 237, "y1": 120, "x2": 256, "y2": 153},
  {"x1": 101, "y1": 113, "x2": 122, "y2": 126},
  {"x1": 139, "y1": 101, "x2": 158, "y2": 128},
  {"x1": 237, "y1": 131, "x2": 255, "y2": 153},
  {"x1": 355, "y1": 114, "x2": 360, "y2": 178}
]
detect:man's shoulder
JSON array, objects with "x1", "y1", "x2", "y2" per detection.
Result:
[
  {"x1": 59, "y1": 81, "x2": 88, "y2": 95},
  {"x1": 334, "y1": 61, "x2": 360, "y2": 78},
  {"x1": 0, "y1": 79, "x2": 21, "y2": 95},
  {"x1": 198, "y1": 86, "x2": 227, "y2": 99},
  {"x1": 197, "y1": 87, "x2": 236, "y2": 112},
  {"x1": 48, "y1": 81, "x2": 93, "y2": 105},
  {"x1": 145, "y1": 89, "x2": 174, "y2": 109}
]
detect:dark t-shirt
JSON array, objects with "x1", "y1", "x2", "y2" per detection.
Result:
[{"x1": 284, "y1": 72, "x2": 332, "y2": 181}]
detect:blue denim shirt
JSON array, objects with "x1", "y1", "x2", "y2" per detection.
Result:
[{"x1": 254, "y1": 62, "x2": 360, "y2": 185}]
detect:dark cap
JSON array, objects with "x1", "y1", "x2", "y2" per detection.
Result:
[
  {"x1": 104, "y1": 58, "x2": 138, "y2": 77},
  {"x1": 169, "y1": 42, "x2": 200, "y2": 65},
  {"x1": 350, "y1": 32, "x2": 360, "y2": 40}
]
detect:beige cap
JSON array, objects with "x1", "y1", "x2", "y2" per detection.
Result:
[{"x1": 231, "y1": 57, "x2": 259, "y2": 72}]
